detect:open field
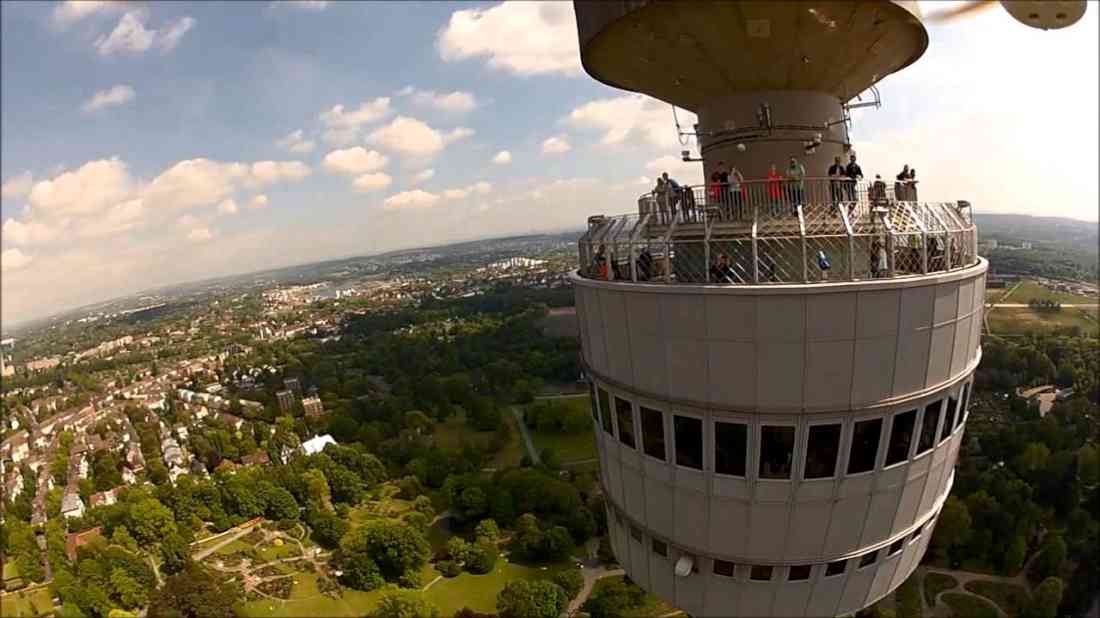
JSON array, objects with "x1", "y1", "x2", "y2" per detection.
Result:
[
  {"x1": 0, "y1": 586, "x2": 54, "y2": 617},
  {"x1": 423, "y1": 558, "x2": 546, "y2": 615},
  {"x1": 942, "y1": 592, "x2": 999, "y2": 618},
  {"x1": 1004, "y1": 280, "x2": 1097, "y2": 305},
  {"x1": 433, "y1": 411, "x2": 524, "y2": 468},
  {"x1": 987, "y1": 306, "x2": 1099, "y2": 336},
  {"x1": 526, "y1": 396, "x2": 599, "y2": 464}
]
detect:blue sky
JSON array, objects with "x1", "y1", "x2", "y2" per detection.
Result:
[{"x1": 1, "y1": 1, "x2": 1097, "y2": 324}]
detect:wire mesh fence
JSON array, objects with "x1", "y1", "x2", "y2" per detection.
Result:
[{"x1": 577, "y1": 182, "x2": 979, "y2": 285}]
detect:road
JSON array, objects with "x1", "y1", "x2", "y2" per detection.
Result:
[
  {"x1": 510, "y1": 406, "x2": 540, "y2": 466},
  {"x1": 987, "y1": 303, "x2": 1098, "y2": 308}
]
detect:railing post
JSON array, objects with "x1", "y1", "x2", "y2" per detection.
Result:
[
  {"x1": 751, "y1": 204, "x2": 760, "y2": 283},
  {"x1": 797, "y1": 205, "x2": 808, "y2": 283}
]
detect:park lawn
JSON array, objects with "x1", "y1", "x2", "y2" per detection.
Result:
[
  {"x1": 256, "y1": 541, "x2": 301, "y2": 562},
  {"x1": 214, "y1": 539, "x2": 253, "y2": 556},
  {"x1": 423, "y1": 559, "x2": 544, "y2": 616},
  {"x1": 964, "y1": 580, "x2": 1029, "y2": 616},
  {"x1": 238, "y1": 572, "x2": 386, "y2": 618},
  {"x1": 923, "y1": 572, "x2": 958, "y2": 606},
  {"x1": 1005, "y1": 280, "x2": 1097, "y2": 305},
  {"x1": 0, "y1": 586, "x2": 54, "y2": 617},
  {"x1": 527, "y1": 396, "x2": 598, "y2": 463},
  {"x1": 942, "y1": 592, "x2": 999, "y2": 618},
  {"x1": 432, "y1": 411, "x2": 524, "y2": 469},
  {"x1": 987, "y1": 306, "x2": 1099, "y2": 336}
]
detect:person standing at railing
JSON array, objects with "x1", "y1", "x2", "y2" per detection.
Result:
[
  {"x1": 708, "y1": 168, "x2": 723, "y2": 215},
  {"x1": 592, "y1": 245, "x2": 609, "y2": 280},
  {"x1": 662, "y1": 172, "x2": 682, "y2": 222},
  {"x1": 729, "y1": 165, "x2": 746, "y2": 220},
  {"x1": 636, "y1": 246, "x2": 654, "y2": 281},
  {"x1": 844, "y1": 153, "x2": 864, "y2": 202},
  {"x1": 766, "y1": 164, "x2": 783, "y2": 216},
  {"x1": 909, "y1": 168, "x2": 918, "y2": 201},
  {"x1": 894, "y1": 164, "x2": 910, "y2": 201},
  {"x1": 653, "y1": 177, "x2": 670, "y2": 224},
  {"x1": 786, "y1": 157, "x2": 806, "y2": 215},
  {"x1": 828, "y1": 156, "x2": 847, "y2": 212},
  {"x1": 709, "y1": 253, "x2": 737, "y2": 284},
  {"x1": 716, "y1": 161, "x2": 731, "y2": 218},
  {"x1": 871, "y1": 239, "x2": 888, "y2": 278}
]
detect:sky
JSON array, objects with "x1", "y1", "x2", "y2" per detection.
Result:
[{"x1": 1, "y1": 1, "x2": 1097, "y2": 326}]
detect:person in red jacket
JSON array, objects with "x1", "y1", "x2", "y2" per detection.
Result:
[{"x1": 766, "y1": 164, "x2": 783, "y2": 216}]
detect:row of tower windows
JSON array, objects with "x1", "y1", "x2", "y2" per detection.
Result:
[
  {"x1": 614, "y1": 505, "x2": 935, "y2": 583},
  {"x1": 591, "y1": 381, "x2": 971, "y2": 480}
]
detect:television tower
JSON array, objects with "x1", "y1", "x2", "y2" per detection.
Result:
[{"x1": 572, "y1": 2, "x2": 987, "y2": 616}]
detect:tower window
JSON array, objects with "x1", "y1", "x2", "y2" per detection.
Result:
[
  {"x1": 641, "y1": 407, "x2": 666, "y2": 461},
  {"x1": 588, "y1": 382, "x2": 598, "y2": 421},
  {"x1": 941, "y1": 394, "x2": 958, "y2": 443},
  {"x1": 959, "y1": 383, "x2": 971, "y2": 425},
  {"x1": 615, "y1": 397, "x2": 636, "y2": 448},
  {"x1": 848, "y1": 418, "x2": 883, "y2": 474},
  {"x1": 911, "y1": 524, "x2": 924, "y2": 542},
  {"x1": 652, "y1": 539, "x2": 667, "y2": 557},
  {"x1": 885, "y1": 409, "x2": 917, "y2": 466},
  {"x1": 858, "y1": 551, "x2": 878, "y2": 569},
  {"x1": 630, "y1": 525, "x2": 642, "y2": 542},
  {"x1": 750, "y1": 565, "x2": 773, "y2": 581},
  {"x1": 674, "y1": 415, "x2": 703, "y2": 470},
  {"x1": 825, "y1": 560, "x2": 847, "y2": 577},
  {"x1": 759, "y1": 426, "x2": 795, "y2": 479},
  {"x1": 598, "y1": 388, "x2": 613, "y2": 436},
  {"x1": 916, "y1": 401, "x2": 941, "y2": 455},
  {"x1": 713, "y1": 560, "x2": 735, "y2": 577},
  {"x1": 715, "y1": 421, "x2": 747, "y2": 476},
  {"x1": 788, "y1": 565, "x2": 812, "y2": 581},
  {"x1": 888, "y1": 539, "x2": 904, "y2": 555},
  {"x1": 804, "y1": 423, "x2": 841, "y2": 479}
]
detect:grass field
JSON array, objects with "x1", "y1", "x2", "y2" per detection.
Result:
[
  {"x1": 987, "y1": 306, "x2": 1099, "y2": 336},
  {"x1": 433, "y1": 411, "x2": 524, "y2": 468},
  {"x1": 256, "y1": 541, "x2": 301, "y2": 563},
  {"x1": 215, "y1": 539, "x2": 254, "y2": 556},
  {"x1": 526, "y1": 396, "x2": 599, "y2": 464},
  {"x1": 1004, "y1": 280, "x2": 1097, "y2": 305},
  {"x1": 923, "y1": 572, "x2": 958, "y2": 606},
  {"x1": 0, "y1": 586, "x2": 54, "y2": 617},
  {"x1": 423, "y1": 558, "x2": 545, "y2": 615},
  {"x1": 942, "y1": 592, "x2": 999, "y2": 618},
  {"x1": 964, "y1": 580, "x2": 1029, "y2": 616}
]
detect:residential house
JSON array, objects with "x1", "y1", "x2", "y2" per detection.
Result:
[
  {"x1": 65, "y1": 527, "x2": 103, "y2": 561},
  {"x1": 301, "y1": 434, "x2": 337, "y2": 456},
  {"x1": 88, "y1": 488, "x2": 117, "y2": 509},
  {"x1": 61, "y1": 489, "x2": 85, "y2": 519},
  {"x1": 302, "y1": 396, "x2": 324, "y2": 418}
]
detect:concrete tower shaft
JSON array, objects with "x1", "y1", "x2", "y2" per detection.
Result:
[{"x1": 574, "y1": 1, "x2": 929, "y2": 177}]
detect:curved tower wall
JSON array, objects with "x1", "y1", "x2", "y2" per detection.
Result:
[{"x1": 574, "y1": 261, "x2": 986, "y2": 617}]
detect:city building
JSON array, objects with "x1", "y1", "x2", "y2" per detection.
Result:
[
  {"x1": 301, "y1": 434, "x2": 337, "y2": 456},
  {"x1": 61, "y1": 489, "x2": 85, "y2": 519},
  {"x1": 302, "y1": 396, "x2": 324, "y2": 418},
  {"x1": 284, "y1": 377, "x2": 302, "y2": 397},
  {"x1": 571, "y1": 2, "x2": 986, "y2": 616},
  {"x1": 276, "y1": 389, "x2": 295, "y2": 414}
]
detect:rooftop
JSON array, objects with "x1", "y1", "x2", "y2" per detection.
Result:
[{"x1": 578, "y1": 178, "x2": 977, "y2": 286}]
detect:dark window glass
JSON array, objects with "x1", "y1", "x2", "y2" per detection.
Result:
[
  {"x1": 598, "y1": 388, "x2": 613, "y2": 436},
  {"x1": 885, "y1": 410, "x2": 917, "y2": 466},
  {"x1": 759, "y1": 426, "x2": 795, "y2": 479},
  {"x1": 652, "y1": 539, "x2": 667, "y2": 557},
  {"x1": 615, "y1": 397, "x2": 636, "y2": 448},
  {"x1": 825, "y1": 560, "x2": 847, "y2": 577},
  {"x1": 804, "y1": 424, "x2": 841, "y2": 479},
  {"x1": 959, "y1": 383, "x2": 971, "y2": 425},
  {"x1": 588, "y1": 382, "x2": 598, "y2": 421},
  {"x1": 713, "y1": 560, "x2": 735, "y2": 577},
  {"x1": 889, "y1": 539, "x2": 904, "y2": 555},
  {"x1": 750, "y1": 565, "x2": 773, "y2": 581},
  {"x1": 630, "y1": 525, "x2": 642, "y2": 542},
  {"x1": 788, "y1": 565, "x2": 812, "y2": 581},
  {"x1": 911, "y1": 524, "x2": 924, "y2": 542},
  {"x1": 715, "y1": 421, "x2": 747, "y2": 476},
  {"x1": 641, "y1": 407, "x2": 666, "y2": 461},
  {"x1": 941, "y1": 395, "x2": 957, "y2": 443},
  {"x1": 916, "y1": 401, "x2": 941, "y2": 455},
  {"x1": 674, "y1": 415, "x2": 703, "y2": 470},
  {"x1": 859, "y1": 551, "x2": 878, "y2": 568},
  {"x1": 848, "y1": 418, "x2": 883, "y2": 474}
]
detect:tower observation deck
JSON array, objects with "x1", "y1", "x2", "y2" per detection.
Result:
[{"x1": 570, "y1": 2, "x2": 987, "y2": 617}]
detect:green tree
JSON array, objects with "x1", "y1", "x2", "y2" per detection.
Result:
[
  {"x1": 1032, "y1": 535, "x2": 1067, "y2": 580},
  {"x1": 1004, "y1": 535, "x2": 1027, "y2": 574},
  {"x1": 129, "y1": 498, "x2": 177, "y2": 546},
  {"x1": 111, "y1": 526, "x2": 139, "y2": 553},
  {"x1": 339, "y1": 552, "x2": 384, "y2": 591},
  {"x1": 465, "y1": 540, "x2": 497, "y2": 575},
  {"x1": 375, "y1": 587, "x2": 440, "y2": 618},
  {"x1": 581, "y1": 578, "x2": 645, "y2": 618},
  {"x1": 540, "y1": 526, "x2": 573, "y2": 561},
  {"x1": 1078, "y1": 443, "x2": 1099, "y2": 486},
  {"x1": 553, "y1": 567, "x2": 584, "y2": 600},
  {"x1": 160, "y1": 533, "x2": 191, "y2": 576},
  {"x1": 497, "y1": 580, "x2": 568, "y2": 618},
  {"x1": 110, "y1": 567, "x2": 148, "y2": 609},
  {"x1": 339, "y1": 520, "x2": 431, "y2": 584},
  {"x1": 475, "y1": 519, "x2": 500, "y2": 542},
  {"x1": 148, "y1": 564, "x2": 242, "y2": 618},
  {"x1": 930, "y1": 495, "x2": 972, "y2": 562},
  {"x1": 446, "y1": 537, "x2": 471, "y2": 564},
  {"x1": 1026, "y1": 577, "x2": 1064, "y2": 618}
]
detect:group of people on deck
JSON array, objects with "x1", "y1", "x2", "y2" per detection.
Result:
[{"x1": 650, "y1": 153, "x2": 919, "y2": 222}]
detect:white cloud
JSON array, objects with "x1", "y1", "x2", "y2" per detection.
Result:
[
  {"x1": 187, "y1": 227, "x2": 213, "y2": 242},
  {"x1": 366, "y1": 116, "x2": 472, "y2": 157},
  {"x1": 51, "y1": 1, "x2": 124, "y2": 29},
  {"x1": 644, "y1": 155, "x2": 704, "y2": 186},
  {"x1": 638, "y1": 176, "x2": 651, "y2": 186},
  {"x1": 412, "y1": 169, "x2": 435, "y2": 184},
  {"x1": 1, "y1": 248, "x2": 32, "y2": 272},
  {"x1": 218, "y1": 199, "x2": 239, "y2": 215},
  {"x1": 564, "y1": 94, "x2": 696, "y2": 149},
  {"x1": 492, "y1": 150, "x2": 512, "y2": 165},
  {"x1": 248, "y1": 195, "x2": 269, "y2": 209},
  {"x1": 322, "y1": 147, "x2": 388, "y2": 175},
  {"x1": 383, "y1": 190, "x2": 441, "y2": 209},
  {"x1": 541, "y1": 136, "x2": 571, "y2": 154},
  {"x1": 82, "y1": 84, "x2": 135, "y2": 113},
  {"x1": 2, "y1": 218, "x2": 59, "y2": 247},
  {"x1": 143, "y1": 159, "x2": 307, "y2": 210},
  {"x1": 401, "y1": 87, "x2": 479, "y2": 113},
  {"x1": 28, "y1": 158, "x2": 134, "y2": 217},
  {"x1": 177, "y1": 214, "x2": 197, "y2": 227},
  {"x1": 318, "y1": 98, "x2": 391, "y2": 145},
  {"x1": 269, "y1": 0, "x2": 329, "y2": 10},
  {"x1": 276, "y1": 129, "x2": 315, "y2": 154},
  {"x1": 94, "y1": 11, "x2": 195, "y2": 56},
  {"x1": 248, "y1": 160, "x2": 312, "y2": 185},
  {"x1": 1, "y1": 172, "x2": 33, "y2": 200},
  {"x1": 352, "y1": 173, "x2": 392, "y2": 193},
  {"x1": 437, "y1": 2, "x2": 581, "y2": 76},
  {"x1": 441, "y1": 181, "x2": 492, "y2": 200}
]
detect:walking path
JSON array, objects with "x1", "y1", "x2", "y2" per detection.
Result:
[
  {"x1": 566, "y1": 566, "x2": 625, "y2": 616},
  {"x1": 192, "y1": 519, "x2": 263, "y2": 562},
  {"x1": 510, "y1": 406, "x2": 540, "y2": 466},
  {"x1": 917, "y1": 547, "x2": 1047, "y2": 618}
]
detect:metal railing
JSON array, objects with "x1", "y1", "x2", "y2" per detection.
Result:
[{"x1": 579, "y1": 178, "x2": 977, "y2": 285}]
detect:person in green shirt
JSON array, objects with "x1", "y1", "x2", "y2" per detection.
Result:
[{"x1": 786, "y1": 156, "x2": 806, "y2": 214}]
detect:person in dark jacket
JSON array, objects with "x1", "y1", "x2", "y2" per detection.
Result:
[{"x1": 845, "y1": 153, "x2": 864, "y2": 201}]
